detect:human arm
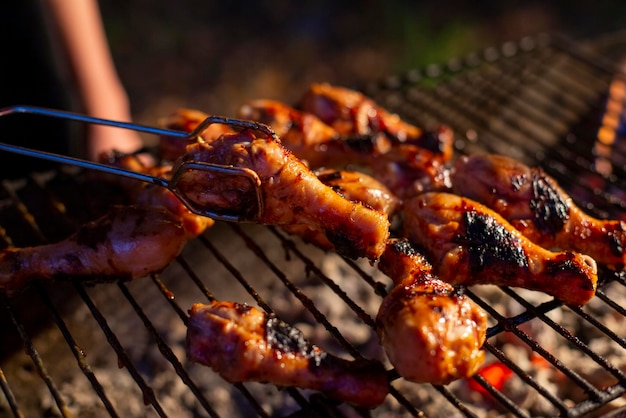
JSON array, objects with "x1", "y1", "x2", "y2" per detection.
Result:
[{"x1": 47, "y1": 0, "x2": 143, "y2": 160}]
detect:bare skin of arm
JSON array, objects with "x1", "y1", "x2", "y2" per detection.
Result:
[{"x1": 47, "y1": 0, "x2": 143, "y2": 160}]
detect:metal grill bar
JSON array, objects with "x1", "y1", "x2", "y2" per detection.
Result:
[
  {"x1": 468, "y1": 370, "x2": 531, "y2": 418},
  {"x1": 0, "y1": 366, "x2": 21, "y2": 418},
  {"x1": 116, "y1": 281, "x2": 219, "y2": 417},
  {"x1": 264, "y1": 226, "x2": 380, "y2": 328},
  {"x1": 595, "y1": 286, "x2": 626, "y2": 316},
  {"x1": 433, "y1": 385, "x2": 480, "y2": 418},
  {"x1": 38, "y1": 283, "x2": 120, "y2": 417},
  {"x1": 467, "y1": 291, "x2": 581, "y2": 414},
  {"x1": 480, "y1": 341, "x2": 567, "y2": 416},
  {"x1": 227, "y1": 224, "x2": 369, "y2": 360},
  {"x1": 1, "y1": 294, "x2": 71, "y2": 417},
  {"x1": 74, "y1": 283, "x2": 169, "y2": 417},
  {"x1": 504, "y1": 287, "x2": 626, "y2": 385},
  {"x1": 150, "y1": 275, "x2": 190, "y2": 324}
]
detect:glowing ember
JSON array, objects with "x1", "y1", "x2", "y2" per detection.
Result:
[{"x1": 468, "y1": 361, "x2": 514, "y2": 394}]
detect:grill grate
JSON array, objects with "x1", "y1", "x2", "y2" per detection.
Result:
[{"x1": 1, "y1": 32, "x2": 626, "y2": 417}]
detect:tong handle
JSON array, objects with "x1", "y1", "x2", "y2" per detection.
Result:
[
  {"x1": 0, "y1": 104, "x2": 187, "y2": 189},
  {"x1": 0, "y1": 105, "x2": 269, "y2": 222},
  {"x1": 0, "y1": 105, "x2": 189, "y2": 139},
  {"x1": 0, "y1": 140, "x2": 169, "y2": 189}
]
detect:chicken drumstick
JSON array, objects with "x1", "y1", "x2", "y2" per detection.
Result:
[
  {"x1": 453, "y1": 153, "x2": 626, "y2": 270},
  {"x1": 0, "y1": 205, "x2": 187, "y2": 296},
  {"x1": 176, "y1": 130, "x2": 390, "y2": 261},
  {"x1": 402, "y1": 192, "x2": 598, "y2": 305},
  {"x1": 376, "y1": 238, "x2": 487, "y2": 384},
  {"x1": 186, "y1": 301, "x2": 389, "y2": 408}
]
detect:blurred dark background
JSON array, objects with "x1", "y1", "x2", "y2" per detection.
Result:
[{"x1": 97, "y1": 0, "x2": 626, "y2": 128}]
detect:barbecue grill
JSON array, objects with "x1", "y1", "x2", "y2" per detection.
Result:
[{"x1": 1, "y1": 32, "x2": 626, "y2": 417}]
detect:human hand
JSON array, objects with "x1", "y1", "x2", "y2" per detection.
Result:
[{"x1": 86, "y1": 122, "x2": 145, "y2": 161}]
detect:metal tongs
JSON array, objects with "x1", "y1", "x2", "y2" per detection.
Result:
[{"x1": 0, "y1": 105, "x2": 279, "y2": 222}]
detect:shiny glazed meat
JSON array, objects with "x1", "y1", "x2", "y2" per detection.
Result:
[
  {"x1": 239, "y1": 96, "x2": 454, "y2": 198},
  {"x1": 453, "y1": 153, "x2": 626, "y2": 270},
  {"x1": 299, "y1": 82, "x2": 454, "y2": 161},
  {"x1": 376, "y1": 239, "x2": 487, "y2": 384},
  {"x1": 186, "y1": 301, "x2": 389, "y2": 408},
  {"x1": 402, "y1": 192, "x2": 598, "y2": 306},
  {"x1": 0, "y1": 205, "x2": 187, "y2": 296},
  {"x1": 176, "y1": 130, "x2": 390, "y2": 260}
]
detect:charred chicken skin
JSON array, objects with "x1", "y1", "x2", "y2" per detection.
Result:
[
  {"x1": 0, "y1": 205, "x2": 187, "y2": 296},
  {"x1": 452, "y1": 153, "x2": 626, "y2": 270},
  {"x1": 299, "y1": 82, "x2": 454, "y2": 161},
  {"x1": 176, "y1": 130, "x2": 390, "y2": 260},
  {"x1": 376, "y1": 239, "x2": 487, "y2": 384},
  {"x1": 238, "y1": 99, "x2": 350, "y2": 169},
  {"x1": 186, "y1": 301, "x2": 389, "y2": 409},
  {"x1": 238, "y1": 96, "x2": 453, "y2": 198},
  {"x1": 402, "y1": 192, "x2": 598, "y2": 306}
]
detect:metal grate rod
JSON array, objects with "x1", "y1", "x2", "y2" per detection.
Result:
[
  {"x1": 481, "y1": 341, "x2": 569, "y2": 415},
  {"x1": 0, "y1": 366, "x2": 23, "y2": 418},
  {"x1": 503, "y1": 287, "x2": 626, "y2": 385},
  {"x1": 38, "y1": 283, "x2": 120, "y2": 417},
  {"x1": 227, "y1": 224, "x2": 368, "y2": 360},
  {"x1": 1, "y1": 293, "x2": 71, "y2": 417},
  {"x1": 73, "y1": 283, "x2": 169, "y2": 417},
  {"x1": 117, "y1": 281, "x2": 220, "y2": 418},
  {"x1": 266, "y1": 226, "x2": 380, "y2": 328}
]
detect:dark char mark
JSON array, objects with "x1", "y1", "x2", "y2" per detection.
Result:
[
  {"x1": 389, "y1": 237, "x2": 418, "y2": 257},
  {"x1": 530, "y1": 171, "x2": 569, "y2": 236},
  {"x1": 265, "y1": 315, "x2": 327, "y2": 367},
  {"x1": 406, "y1": 130, "x2": 445, "y2": 154},
  {"x1": 609, "y1": 228, "x2": 625, "y2": 258},
  {"x1": 325, "y1": 229, "x2": 363, "y2": 260},
  {"x1": 343, "y1": 134, "x2": 382, "y2": 154},
  {"x1": 75, "y1": 216, "x2": 114, "y2": 249},
  {"x1": 544, "y1": 253, "x2": 596, "y2": 291},
  {"x1": 456, "y1": 210, "x2": 528, "y2": 275}
]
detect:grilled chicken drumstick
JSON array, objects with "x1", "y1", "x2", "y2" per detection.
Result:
[
  {"x1": 238, "y1": 97, "x2": 453, "y2": 198},
  {"x1": 0, "y1": 150, "x2": 219, "y2": 297},
  {"x1": 0, "y1": 205, "x2": 187, "y2": 296},
  {"x1": 452, "y1": 153, "x2": 626, "y2": 270},
  {"x1": 299, "y1": 82, "x2": 454, "y2": 162},
  {"x1": 186, "y1": 301, "x2": 389, "y2": 409},
  {"x1": 98, "y1": 151, "x2": 214, "y2": 237},
  {"x1": 176, "y1": 130, "x2": 390, "y2": 260},
  {"x1": 281, "y1": 168, "x2": 400, "y2": 251},
  {"x1": 402, "y1": 192, "x2": 599, "y2": 305},
  {"x1": 238, "y1": 99, "x2": 350, "y2": 169},
  {"x1": 376, "y1": 239, "x2": 487, "y2": 384}
]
